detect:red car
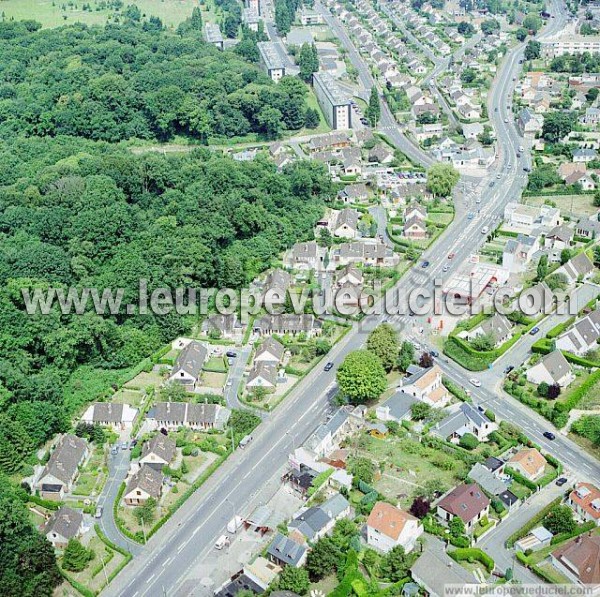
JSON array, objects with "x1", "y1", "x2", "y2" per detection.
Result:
[{"x1": 448, "y1": 253, "x2": 455, "y2": 259}]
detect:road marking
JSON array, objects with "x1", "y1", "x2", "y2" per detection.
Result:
[
  {"x1": 146, "y1": 574, "x2": 155, "y2": 584},
  {"x1": 162, "y1": 557, "x2": 172, "y2": 567}
]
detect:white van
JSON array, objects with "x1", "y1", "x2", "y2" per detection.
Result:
[
  {"x1": 215, "y1": 535, "x2": 230, "y2": 550},
  {"x1": 239, "y1": 434, "x2": 253, "y2": 449},
  {"x1": 227, "y1": 516, "x2": 244, "y2": 534}
]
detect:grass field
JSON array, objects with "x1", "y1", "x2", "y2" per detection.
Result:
[
  {"x1": 0, "y1": 0, "x2": 199, "y2": 29},
  {"x1": 525, "y1": 194, "x2": 597, "y2": 218}
]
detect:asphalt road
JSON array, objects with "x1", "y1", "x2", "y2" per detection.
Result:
[{"x1": 105, "y1": 2, "x2": 578, "y2": 595}]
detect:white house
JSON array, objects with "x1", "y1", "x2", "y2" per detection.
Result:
[
  {"x1": 168, "y1": 340, "x2": 208, "y2": 391},
  {"x1": 81, "y1": 402, "x2": 138, "y2": 431},
  {"x1": 400, "y1": 365, "x2": 451, "y2": 408},
  {"x1": 508, "y1": 447, "x2": 547, "y2": 481},
  {"x1": 367, "y1": 502, "x2": 423, "y2": 553},
  {"x1": 526, "y1": 350, "x2": 574, "y2": 387},
  {"x1": 556, "y1": 307, "x2": 600, "y2": 355}
]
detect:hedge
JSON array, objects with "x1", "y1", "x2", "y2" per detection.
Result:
[
  {"x1": 448, "y1": 548, "x2": 495, "y2": 572},
  {"x1": 504, "y1": 466, "x2": 537, "y2": 491},
  {"x1": 550, "y1": 521, "x2": 596, "y2": 545},
  {"x1": 60, "y1": 571, "x2": 95, "y2": 597},
  {"x1": 506, "y1": 496, "x2": 563, "y2": 547},
  {"x1": 28, "y1": 494, "x2": 61, "y2": 510},
  {"x1": 547, "y1": 318, "x2": 575, "y2": 339},
  {"x1": 443, "y1": 377, "x2": 472, "y2": 403}
]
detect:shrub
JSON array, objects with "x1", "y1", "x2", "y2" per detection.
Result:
[
  {"x1": 459, "y1": 433, "x2": 480, "y2": 450},
  {"x1": 448, "y1": 548, "x2": 494, "y2": 572}
]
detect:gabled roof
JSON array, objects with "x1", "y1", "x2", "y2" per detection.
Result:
[
  {"x1": 247, "y1": 362, "x2": 278, "y2": 386},
  {"x1": 570, "y1": 482, "x2": 600, "y2": 521},
  {"x1": 535, "y1": 350, "x2": 572, "y2": 384},
  {"x1": 432, "y1": 403, "x2": 492, "y2": 439},
  {"x1": 88, "y1": 402, "x2": 125, "y2": 423},
  {"x1": 468, "y1": 463, "x2": 507, "y2": 495},
  {"x1": 125, "y1": 464, "x2": 163, "y2": 499},
  {"x1": 367, "y1": 502, "x2": 416, "y2": 540},
  {"x1": 552, "y1": 534, "x2": 600, "y2": 584},
  {"x1": 379, "y1": 391, "x2": 417, "y2": 420},
  {"x1": 255, "y1": 336, "x2": 285, "y2": 362},
  {"x1": 172, "y1": 341, "x2": 207, "y2": 379},
  {"x1": 40, "y1": 434, "x2": 88, "y2": 486},
  {"x1": 141, "y1": 434, "x2": 176, "y2": 464},
  {"x1": 437, "y1": 483, "x2": 490, "y2": 523},
  {"x1": 509, "y1": 448, "x2": 546, "y2": 477},
  {"x1": 43, "y1": 506, "x2": 83, "y2": 540},
  {"x1": 267, "y1": 533, "x2": 307, "y2": 567}
]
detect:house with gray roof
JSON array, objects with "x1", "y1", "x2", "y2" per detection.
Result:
[
  {"x1": 526, "y1": 350, "x2": 574, "y2": 387},
  {"x1": 464, "y1": 313, "x2": 513, "y2": 348},
  {"x1": 431, "y1": 403, "x2": 497, "y2": 443},
  {"x1": 263, "y1": 269, "x2": 293, "y2": 302},
  {"x1": 288, "y1": 493, "x2": 350, "y2": 540},
  {"x1": 337, "y1": 183, "x2": 369, "y2": 204},
  {"x1": 202, "y1": 314, "x2": 244, "y2": 341},
  {"x1": 254, "y1": 336, "x2": 285, "y2": 364},
  {"x1": 556, "y1": 305, "x2": 600, "y2": 355},
  {"x1": 36, "y1": 434, "x2": 89, "y2": 500},
  {"x1": 376, "y1": 391, "x2": 418, "y2": 423},
  {"x1": 148, "y1": 402, "x2": 231, "y2": 431},
  {"x1": 140, "y1": 434, "x2": 177, "y2": 471},
  {"x1": 81, "y1": 402, "x2": 138, "y2": 430},
  {"x1": 575, "y1": 218, "x2": 600, "y2": 239},
  {"x1": 246, "y1": 362, "x2": 279, "y2": 390},
  {"x1": 266, "y1": 533, "x2": 308, "y2": 568},
  {"x1": 254, "y1": 314, "x2": 322, "y2": 337},
  {"x1": 286, "y1": 240, "x2": 326, "y2": 271},
  {"x1": 124, "y1": 464, "x2": 164, "y2": 506},
  {"x1": 555, "y1": 252, "x2": 595, "y2": 285},
  {"x1": 43, "y1": 506, "x2": 84, "y2": 549},
  {"x1": 468, "y1": 463, "x2": 508, "y2": 496},
  {"x1": 303, "y1": 406, "x2": 364, "y2": 458},
  {"x1": 169, "y1": 340, "x2": 208, "y2": 391},
  {"x1": 332, "y1": 208, "x2": 360, "y2": 239}
]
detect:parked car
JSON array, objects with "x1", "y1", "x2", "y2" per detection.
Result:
[
  {"x1": 239, "y1": 435, "x2": 253, "y2": 449},
  {"x1": 324, "y1": 362, "x2": 334, "y2": 371},
  {"x1": 226, "y1": 351, "x2": 237, "y2": 358},
  {"x1": 543, "y1": 431, "x2": 556, "y2": 440},
  {"x1": 467, "y1": 212, "x2": 474, "y2": 220},
  {"x1": 430, "y1": 350, "x2": 439, "y2": 357},
  {"x1": 556, "y1": 477, "x2": 568, "y2": 487},
  {"x1": 504, "y1": 365, "x2": 515, "y2": 374},
  {"x1": 94, "y1": 506, "x2": 103, "y2": 519},
  {"x1": 469, "y1": 378, "x2": 481, "y2": 387},
  {"x1": 529, "y1": 326, "x2": 540, "y2": 335},
  {"x1": 481, "y1": 226, "x2": 489, "y2": 234},
  {"x1": 421, "y1": 261, "x2": 430, "y2": 268},
  {"x1": 111, "y1": 446, "x2": 118, "y2": 455},
  {"x1": 215, "y1": 535, "x2": 230, "y2": 550}
]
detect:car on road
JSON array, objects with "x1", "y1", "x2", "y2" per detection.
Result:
[
  {"x1": 421, "y1": 261, "x2": 430, "y2": 268},
  {"x1": 489, "y1": 181, "x2": 495, "y2": 187},
  {"x1": 504, "y1": 118, "x2": 509, "y2": 123},
  {"x1": 467, "y1": 212, "x2": 474, "y2": 219},
  {"x1": 121, "y1": 442, "x2": 128, "y2": 451},
  {"x1": 496, "y1": 173, "x2": 501, "y2": 179},
  {"x1": 519, "y1": 146, "x2": 524, "y2": 153},
  {"x1": 442, "y1": 264, "x2": 450, "y2": 272},
  {"x1": 110, "y1": 446, "x2": 118, "y2": 455},
  {"x1": 556, "y1": 477, "x2": 568, "y2": 486},
  {"x1": 360, "y1": 117, "x2": 368, "y2": 125},
  {"x1": 543, "y1": 431, "x2": 556, "y2": 440},
  {"x1": 226, "y1": 351, "x2": 237, "y2": 358},
  {"x1": 523, "y1": 166, "x2": 531, "y2": 172},
  {"x1": 324, "y1": 362, "x2": 334, "y2": 371},
  {"x1": 476, "y1": 197, "x2": 481, "y2": 204},
  {"x1": 481, "y1": 226, "x2": 489, "y2": 234},
  {"x1": 430, "y1": 350, "x2": 439, "y2": 357},
  {"x1": 413, "y1": 342, "x2": 421, "y2": 351},
  {"x1": 448, "y1": 253, "x2": 455, "y2": 259},
  {"x1": 516, "y1": 152, "x2": 521, "y2": 158},
  {"x1": 494, "y1": 107, "x2": 498, "y2": 112},
  {"x1": 469, "y1": 378, "x2": 481, "y2": 387},
  {"x1": 94, "y1": 506, "x2": 103, "y2": 518},
  {"x1": 504, "y1": 365, "x2": 515, "y2": 374},
  {"x1": 215, "y1": 535, "x2": 230, "y2": 550},
  {"x1": 529, "y1": 326, "x2": 540, "y2": 335}
]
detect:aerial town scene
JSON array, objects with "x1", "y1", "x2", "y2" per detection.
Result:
[{"x1": 1, "y1": 0, "x2": 600, "y2": 596}]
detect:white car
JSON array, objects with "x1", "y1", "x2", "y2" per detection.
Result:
[
  {"x1": 481, "y1": 226, "x2": 489, "y2": 234},
  {"x1": 442, "y1": 264, "x2": 450, "y2": 272},
  {"x1": 469, "y1": 378, "x2": 482, "y2": 387}
]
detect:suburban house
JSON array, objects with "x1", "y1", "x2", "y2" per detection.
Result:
[
  {"x1": 431, "y1": 403, "x2": 498, "y2": 443},
  {"x1": 331, "y1": 208, "x2": 360, "y2": 238},
  {"x1": 520, "y1": 282, "x2": 556, "y2": 316},
  {"x1": 202, "y1": 314, "x2": 244, "y2": 341},
  {"x1": 36, "y1": 434, "x2": 89, "y2": 501},
  {"x1": 262, "y1": 269, "x2": 293, "y2": 303},
  {"x1": 286, "y1": 241, "x2": 326, "y2": 271},
  {"x1": 400, "y1": 365, "x2": 451, "y2": 408},
  {"x1": 288, "y1": 493, "x2": 350, "y2": 541},
  {"x1": 81, "y1": 402, "x2": 138, "y2": 431},
  {"x1": 254, "y1": 336, "x2": 285, "y2": 364},
  {"x1": 573, "y1": 148, "x2": 598, "y2": 163},
  {"x1": 555, "y1": 252, "x2": 595, "y2": 285},
  {"x1": 468, "y1": 463, "x2": 509, "y2": 497},
  {"x1": 464, "y1": 313, "x2": 513, "y2": 348},
  {"x1": 336, "y1": 264, "x2": 364, "y2": 287},
  {"x1": 124, "y1": 464, "x2": 164, "y2": 506},
  {"x1": 301, "y1": 406, "x2": 364, "y2": 459},
  {"x1": 366, "y1": 502, "x2": 423, "y2": 553},
  {"x1": 246, "y1": 362, "x2": 281, "y2": 392},
  {"x1": 436, "y1": 483, "x2": 490, "y2": 533},
  {"x1": 253, "y1": 314, "x2": 322, "y2": 337},
  {"x1": 544, "y1": 225, "x2": 574, "y2": 260},
  {"x1": 139, "y1": 434, "x2": 177, "y2": 471},
  {"x1": 502, "y1": 234, "x2": 540, "y2": 273},
  {"x1": 330, "y1": 240, "x2": 400, "y2": 268},
  {"x1": 575, "y1": 219, "x2": 600, "y2": 240},
  {"x1": 507, "y1": 447, "x2": 547, "y2": 481},
  {"x1": 337, "y1": 183, "x2": 369, "y2": 204},
  {"x1": 556, "y1": 307, "x2": 600, "y2": 355},
  {"x1": 503, "y1": 202, "x2": 561, "y2": 233},
  {"x1": 169, "y1": 340, "x2": 208, "y2": 391},
  {"x1": 308, "y1": 131, "x2": 351, "y2": 153},
  {"x1": 567, "y1": 483, "x2": 600, "y2": 526},
  {"x1": 148, "y1": 402, "x2": 231, "y2": 431},
  {"x1": 526, "y1": 350, "x2": 574, "y2": 387},
  {"x1": 376, "y1": 391, "x2": 418, "y2": 423},
  {"x1": 43, "y1": 506, "x2": 85, "y2": 549},
  {"x1": 550, "y1": 534, "x2": 600, "y2": 585},
  {"x1": 403, "y1": 216, "x2": 427, "y2": 239},
  {"x1": 517, "y1": 108, "x2": 543, "y2": 136},
  {"x1": 368, "y1": 144, "x2": 395, "y2": 164},
  {"x1": 266, "y1": 533, "x2": 308, "y2": 568}
]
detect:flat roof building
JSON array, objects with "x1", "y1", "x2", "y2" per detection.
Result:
[
  {"x1": 242, "y1": 7, "x2": 261, "y2": 31},
  {"x1": 312, "y1": 72, "x2": 351, "y2": 130},
  {"x1": 204, "y1": 23, "x2": 224, "y2": 50},
  {"x1": 257, "y1": 42, "x2": 286, "y2": 81},
  {"x1": 542, "y1": 35, "x2": 600, "y2": 57}
]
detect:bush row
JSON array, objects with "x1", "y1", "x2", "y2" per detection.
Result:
[{"x1": 448, "y1": 548, "x2": 495, "y2": 572}]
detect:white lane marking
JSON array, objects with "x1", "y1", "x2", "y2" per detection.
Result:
[{"x1": 146, "y1": 574, "x2": 155, "y2": 584}]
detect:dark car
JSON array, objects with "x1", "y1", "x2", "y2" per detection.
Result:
[
  {"x1": 529, "y1": 326, "x2": 540, "y2": 335},
  {"x1": 543, "y1": 431, "x2": 556, "y2": 440},
  {"x1": 421, "y1": 261, "x2": 430, "y2": 268},
  {"x1": 430, "y1": 350, "x2": 439, "y2": 357},
  {"x1": 504, "y1": 365, "x2": 515, "y2": 374},
  {"x1": 324, "y1": 362, "x2": 334, "y2": 372},
  {"x1": 523, "y1": 166, "x2": 531, "y2": 172},
  {"x1": 556, "y1": 477, "x2": 568, "y2": 486},
  {"x1": 226, "y1": 351, "x2": 237, "y2": 358}
]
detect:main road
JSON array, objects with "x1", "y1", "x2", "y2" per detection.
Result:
[{"x1": 107, "y1": 2, "x2": 575, "y2": 596}]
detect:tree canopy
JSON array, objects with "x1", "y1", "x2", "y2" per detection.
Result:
[{"x1": 336, "y1": 349, "x2": 387, "y2": 403}]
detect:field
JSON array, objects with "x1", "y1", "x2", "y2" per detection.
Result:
[
  {"x1": 524, "y1": 194, "x2": 597, "y2": 218},
  {"x1": 0, "y1": 0, "x2": 200, "y2": 29}
]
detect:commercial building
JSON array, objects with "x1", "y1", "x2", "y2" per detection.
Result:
[
  {"x1": 204, "y1": 23, "x2": 224, "y2": 50},
  {"x1": 242, "y1": 8, "x2": 261, "y2": 32},
  {"x1": 312, "y1": 72, "x2": 352, "y2": 130},
  {"x1": 257, "y1": 42, "x2": 286, "y2": 81}
]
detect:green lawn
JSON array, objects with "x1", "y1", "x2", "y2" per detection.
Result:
[
  {"x1": 524, "y1": 194, "x2": 597, "y2": 218},
  {"x1": 0, "y1": 0, "x2": 200, "y2": 29},
  {"x1": 289, "y1": 88, "x2": 331, "y2": 137}
]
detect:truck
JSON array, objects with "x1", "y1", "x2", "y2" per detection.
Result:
[{"x1": 227, "y1": 516, "x2": 244, "y2": 534}]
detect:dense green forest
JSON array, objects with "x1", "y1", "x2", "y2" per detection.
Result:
[
  {"x1": 0, "y1": 13, "x2": 332, "y2": 595},
  {"x1": 0, "y1": 15, "x2": 313, "y2": 141}
]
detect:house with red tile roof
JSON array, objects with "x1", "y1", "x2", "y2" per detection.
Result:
[
  {"x1": 568, "y1": 483, "x2": 600, "y2": 526},
  {"x1": 436, "y1": 483, "x2": 490, "y2": 534},
  {"x1": 366, "y1": 502, "x2": 423, "y2": 553}
]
